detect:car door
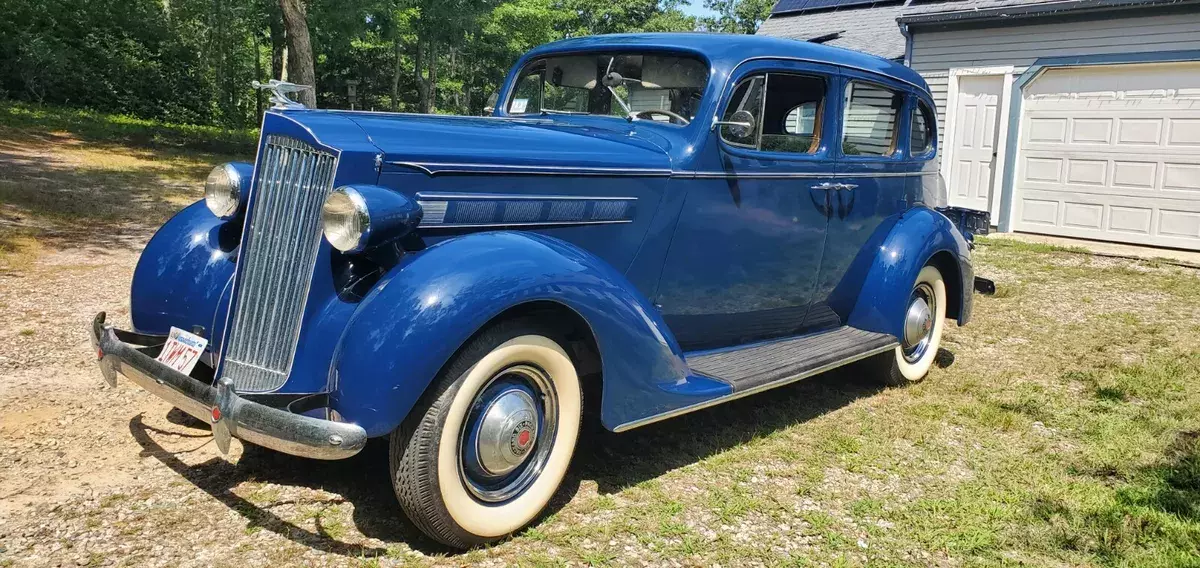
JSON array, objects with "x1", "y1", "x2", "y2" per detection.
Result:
[
  {"x1": 809, "y1": 71, "x2": 924, "y2": 327},
  {"x1": 655, "y1": 60, "x2": 840, "y2": 350}
]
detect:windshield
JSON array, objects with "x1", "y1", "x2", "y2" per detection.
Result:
[{"x1": 506, "y1": 52, "x2": 708, "y2": 125}]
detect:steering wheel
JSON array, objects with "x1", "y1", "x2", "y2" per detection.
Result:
[{"x1": 633, "y1": 109, "x2": 690, "y2": 125}]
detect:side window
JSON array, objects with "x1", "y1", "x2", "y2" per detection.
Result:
[
  {"x1": 842, "y1": 81, "x2": 903, "y2": 157},
  {"x1": 720, "y1": 75, "x2": 765, "y2": 147},
  {"x1": 720, "y1": 72, "x2": 827, "y2": 154},
  {"x1": 910, "y1": 99, "x2": 935, "y2": 156},
  {"x1": 508, "y1": 73, "x2": 543, "y2": 114},
  {"x1": 760, "y1": 74, "x2": 825, "y2": 154}
]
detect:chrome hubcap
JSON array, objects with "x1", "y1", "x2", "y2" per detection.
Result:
[
  {"x1": 460, "y1": 364, "x2": 557, "y2": 503},
  {"x1": 902, "y1": 283, "x2": 936, "y2": 363},
  {"x1": 476, "y1": 389, "x2": 538, "y2": 476}
]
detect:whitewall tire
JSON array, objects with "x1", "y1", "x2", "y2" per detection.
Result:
[
  {"x1": 877, "y1": 264, "x2": 947, "y2": 386},
  {"x1": 390, "y1": 319, "x2": 582, "y2": 548}
]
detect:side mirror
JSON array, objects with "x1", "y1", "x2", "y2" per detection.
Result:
[{"x1": 713, "y1": 109, "x2": 756, "y2": 139}]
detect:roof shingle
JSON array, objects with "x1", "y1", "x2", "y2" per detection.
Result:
[
  {"x1": 756, "y1": 2, "x2": 911, "y2": 60},
  {"x1": 757, "y1": 0, "x2": 1147, "y2": 60}
]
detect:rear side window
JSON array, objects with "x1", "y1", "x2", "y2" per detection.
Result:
[
  {"x1": 911, "y1": 100, "x2": 935, "y2": 156},
  {"x1": 760, "y1": 74, "x2": 825, "y2": 154},
  {"x1": 842, "y1": 81, "x2": 903, "y2": 157}
]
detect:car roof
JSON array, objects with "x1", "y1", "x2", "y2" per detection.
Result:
[{"x1": 522, "y1": 32, "x2": 929, "y2": 94}]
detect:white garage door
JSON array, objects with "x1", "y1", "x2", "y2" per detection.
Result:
[{"x1": 1013, "y1": 62, "x2": 1200, "y2": 250}]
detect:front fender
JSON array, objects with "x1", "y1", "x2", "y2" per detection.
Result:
[
  {"x1": 847, "y1": 207, "x2": 972, "y2": 338},
  {"x1": 330, "y1": 231, "x2": 690, "y2": 437},
  {"x1": 131, "y1": 200, "x2": 238, "y2": 347}
]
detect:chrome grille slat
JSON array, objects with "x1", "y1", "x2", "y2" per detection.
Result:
[{"x1": 221, "y1": 135, "x2": 337, "y2": 392}]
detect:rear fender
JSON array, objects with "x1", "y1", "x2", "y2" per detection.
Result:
[
  {"x1": 847, "y1": 207, "x2": 972, "y2": 338},
  {"x1": 330, "y1": 231, "x2": 690, "y2": 437}
]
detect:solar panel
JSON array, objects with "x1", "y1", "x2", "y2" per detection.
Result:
[{"x1": 771, "y1": 0, "x2": 887, "y2": 15}]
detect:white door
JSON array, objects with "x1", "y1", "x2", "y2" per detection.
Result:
[
  {"x1": 1013, "y1": 62, "x2": 1200, "y2": 250},
  {"x1": 948, "y1": 75, "x2": 1004, "y2": 212}
]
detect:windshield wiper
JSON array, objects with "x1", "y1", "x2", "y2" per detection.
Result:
[{"x1": 539, "y1": 109, "x2": 589, "y2": 115}]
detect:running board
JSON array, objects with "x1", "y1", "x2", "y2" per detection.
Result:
[{"x1": 613, "y1": 326, "x2": 897, "y2": 432}]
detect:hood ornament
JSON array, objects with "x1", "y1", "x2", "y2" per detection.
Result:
[{"x1": 252, "y1": 79, "x2": 312, "y2": 110}]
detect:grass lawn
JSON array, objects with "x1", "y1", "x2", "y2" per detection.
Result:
[{"x1": 0, "y1": 105, "x2": 1197, "y2": 567}]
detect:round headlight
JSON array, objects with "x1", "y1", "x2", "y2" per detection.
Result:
[
  {"x1": 322, "y1": 188, "x2": 370, "y2": 252},
  {"x1": 204, "y1": 163, "x2": 243, "y2": 219}
]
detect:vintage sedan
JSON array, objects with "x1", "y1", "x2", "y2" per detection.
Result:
[{"x1": 90, "y1": 33, "x2": 991, "y2": 548}]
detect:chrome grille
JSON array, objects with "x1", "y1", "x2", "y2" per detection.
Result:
[{"x1": 221, "y1": 135, "x2": 337, "y2": 392}]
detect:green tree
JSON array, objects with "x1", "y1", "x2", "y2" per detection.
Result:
[
  {"x1": 700, "y1": 0, "x2": 773, "y2": 34},
  {"x1": 0, "y1": 0, "x2": 702, "y2": 124}
]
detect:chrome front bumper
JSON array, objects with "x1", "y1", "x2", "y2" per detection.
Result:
[{"x1": 89, "y1": 312, "x2": 367, "y2": 460}]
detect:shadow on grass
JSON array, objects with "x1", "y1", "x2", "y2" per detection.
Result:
[
  {"x1": 1142, "y1": 430, "x2": 1200, "y2": 522},
  {"x1": 1032, "y1": 430, "x2": 1200, "y2": 562},
  {"x1": 576, "y1": 364, "x2": 885, "y2": 495},
  {"x1": 131, "y1": 363, "x2": 885, "y2": 557}
]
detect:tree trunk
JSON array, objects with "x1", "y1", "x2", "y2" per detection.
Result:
[
  {"x1": 254, "y1": 30, "x2": 264, "y2": 119},
  {"x1": 414, "y1": 40, "x2": 430, "y2": 114},
  {"x1": 278, "y1": 0, "x2": 316, "y2": 108},
  {"x1": 427, "y1": 40, "x2": 438, "y2": 114},
  {"x1": 391, "y1": 37, "x2": 402, "y2": 111},
  {"x1": 268, "y1": 10, "x2": 286, "y2": 81}
]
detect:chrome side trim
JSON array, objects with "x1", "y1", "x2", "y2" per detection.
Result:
[
  {"x1": 420, "y1": 220, "x2": 634, "y2": 229},
  {"x1": 395, "y1": 165, "x2": 935, "y2": 181},
  {"x1": 416, "y1": 192, "x2": 639, "y2": 201},
  {"x1": 611, "y1": 341, "x2": 898, "y2": 433},
  {"x1": 388, "y1": 161, "x2": 673, "y2": 177},
  {"x1": 682, "y1": 171, "x2": 936, "y2": 180},
  {"x1": 688, "y1": 171, "x2": 836, "y2": 179}
]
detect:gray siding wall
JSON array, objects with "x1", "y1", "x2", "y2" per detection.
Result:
[{"x1": 910, "y1": 11, "x2": 1200, "y2": 140}]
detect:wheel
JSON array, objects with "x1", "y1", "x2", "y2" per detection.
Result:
[
  {"x1": 873, "y1": 264, "x2": 947, "y2": 386},
  {"x1": 389, "y1": 318, "x2": 582, "y2": 549}
]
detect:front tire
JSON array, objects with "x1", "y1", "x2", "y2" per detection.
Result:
[
  {"x1": 875, "y1": 264, "x2": 947, "y2": 386},
  {"x1": 390, "y1": 319, "x2": 582, "y2": 549}
]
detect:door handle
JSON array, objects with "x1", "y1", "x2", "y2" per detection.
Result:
[
  {"x1": 836, "y1": 183, "x2": 858, "y2": 191},
  {"x1": 809, "y1": 186, "x2": 832, "y2": 218},
  {"x1": 836, "y1": 185, "x2": 856, "y2": 220},
  {"x1": 810, "y1": 182, "x2": 838, "y2": 191}
]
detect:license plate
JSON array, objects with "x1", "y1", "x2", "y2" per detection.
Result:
[{"x1": 156, "y1": 327, "x2": 209, "y2": 375}]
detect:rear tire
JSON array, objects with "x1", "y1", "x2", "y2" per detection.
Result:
[
  {"x1": 389, "y1": 318, "x2": 582, "y2": 549},
  {"x1": 873, "y1": 264, "x2": 947, "y2": 386}
]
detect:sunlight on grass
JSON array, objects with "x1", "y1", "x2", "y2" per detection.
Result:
[
  {"x1": 0, "y1": 103, "x2": 254, "y2": 253},
  {"x1": 0, "y1": 229, "x2": 42, "y2": 272},
  {"x1": 0, "y1": 102, "x2": 257, "y2": 154}
]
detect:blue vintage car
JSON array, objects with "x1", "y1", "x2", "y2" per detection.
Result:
[{"x1": 89, "y1": 33, "x2": 991, "y2": 548}]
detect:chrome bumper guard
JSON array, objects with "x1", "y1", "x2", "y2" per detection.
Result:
[{"x1": 89, "y1": 312, "x2": 367, "y2": 460}]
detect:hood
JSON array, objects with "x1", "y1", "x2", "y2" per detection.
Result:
[{"x1": 338, "y1": 112, "x2": 677, "y2": 175}]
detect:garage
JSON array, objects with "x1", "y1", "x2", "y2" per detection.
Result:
[
  {"x1": 888, "y1": 0, "x2": 1200, "y2": 253},
  {"x1": 1012, "y1": 62, "x2": 1200, "y2": 250}
]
